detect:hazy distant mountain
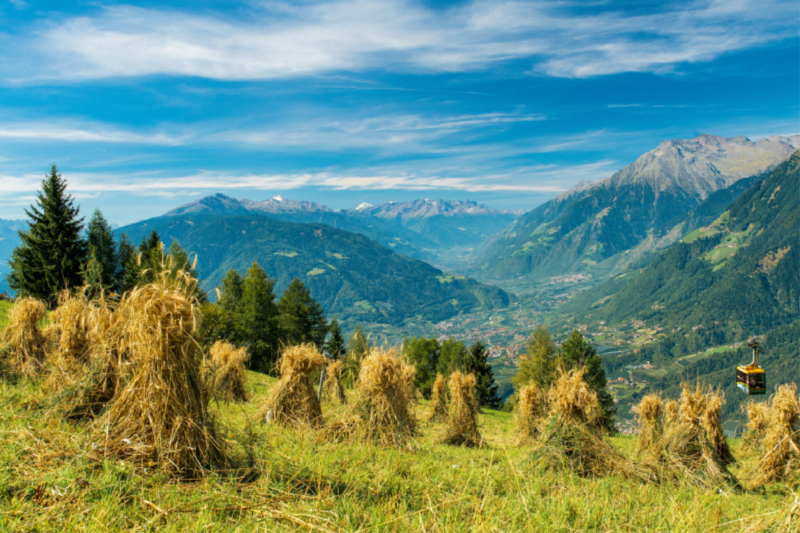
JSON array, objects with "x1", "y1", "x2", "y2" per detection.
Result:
[
  {"x1": 117, "y1": 214, "x2": 510, "y2": 326},
  {"x1": 0, "y1": 219, "x2": 25, "y2": 294},
  {"x1": 477, "y1": 134, "x2": 800, "y2": 279}
]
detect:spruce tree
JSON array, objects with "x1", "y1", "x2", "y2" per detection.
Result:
[
  {"x1": 239, "y1": 262, "x2": 281, "y2": 373},
  {"x1": 7, "y1": 164, "x2": 86, "y2": 303},
  {"x1": 560, "y1": 330, "x2": 616, "y2": 432},
  {"x1": 218, "y1": 269, "x2": 244, "y2": 315},
  {"x1": 278, "y1": 277, "x2": 327, "y2": 347},
  {"x1": 116, "y1": 233, "x2": 138, "y2": 293},
  {"x1": 466, "y1": 341, "x2": 501, "y2": 409},
  {"x1": 325, "y1": 318, "x2": 346, "y2": 360},
  {"x1": 85, "y1": 209, "x2": 118, "y2": 292},
  {"x1": 82, "y1": 251, "x2": 106, "y2": 298}
]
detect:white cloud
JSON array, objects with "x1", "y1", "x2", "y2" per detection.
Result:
[
  {"x1": 0, "y1": 122, "x2": 186, "y2": 145},
  {"x1": 5, "y1": 0, "x2": 795, "y2": 82}
]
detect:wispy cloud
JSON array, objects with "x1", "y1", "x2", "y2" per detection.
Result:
[
  {"x1": 5, "y1": 0, "x2": 796, "y2": 82},
  {"x1": 0, "y1": 122, "x2": 185, "y2": 145}
]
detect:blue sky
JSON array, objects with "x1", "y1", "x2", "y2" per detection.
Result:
[{"x1": 0, "y1": 0, "x2": 798, "y2": 225}]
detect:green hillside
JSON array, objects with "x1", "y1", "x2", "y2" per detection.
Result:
[
  {"x1": 555, "y1": 151, "x2": 800, "y2": 421},
  {"x1": 117, "y1": 215, "x2": 510, "y2": 327}
]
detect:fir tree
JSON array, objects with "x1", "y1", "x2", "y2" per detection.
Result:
[
  {"x1": 218, "y1": 269, "x2": 244, "y2": 316},
  {"x1": 466, "y1": 341, "x2": 501, "y2": 409},
  {"x1": 116, "y1": 233, "x2": 138, "y2": 293},
  {"x1": 278, "y1": 278, "x2": 327, "y2": 347},
  {"x1": 325, "y1": 318, "x2": 346, "y2": 360},
  {"x1": 239, "y1": 262, "x2": 281, "y2": 373},
  {"x1": 402, "y1": 336, "x2": 440, "y2": 398},
  {"x1": 85, "y1": 209, "x2": 118, "y2": 292},
  {"x1": 559, "y1": 330, "x2": 616, "y2": 432},
  {"x1": 7, "y1": 164, "x2": 86, "y2": 303}
]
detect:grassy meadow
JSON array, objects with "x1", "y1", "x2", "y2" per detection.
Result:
[{"x1": 0, "y1": 369, "x2": 796, "y2": 533}]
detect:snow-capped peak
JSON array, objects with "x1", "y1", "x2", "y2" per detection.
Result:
[
  {"x1": 356, "y1": 202, "x2": 373, "y2": 210},
  {"x1": 272, "y1": 195, "x2": 284, "y2": 202}
]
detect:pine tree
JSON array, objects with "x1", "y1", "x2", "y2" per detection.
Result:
[
  {"x1": 218, "y1": 269, "x2": 244, "y2": 315},
  {"x1": 466, "y1": 341, "x2": 502, "y2": 409},
  {"x1": 325, "y1": 318, "x2": 346, "y2": 360},
  {"x1": 239, "y1": 262, "x2": 281, "y2": 373},
  {"x1": 402, "y1": 336, "x2": 440, "y2": 398},
  {"x1": 559, "y1": 330, "x2": 616, "y2": 432},
  {"x1": 513, "y1": 325, "x2": 557, "y2": 392},
  {"x1": 7, "y1": 164, "x2": 86, "y2": 303},
  {"x1": 85, "y1": 209, "x2": 118, "y2": 292},
  {"x1": 278, "y1": 278, "x2": 327, "y2": 347},
  {"x1": 135, "y1": 231, "x2": 162, "y2": 285},
  {"x1": 116, "y1": 233, "x2": 138, "y2": 293}
]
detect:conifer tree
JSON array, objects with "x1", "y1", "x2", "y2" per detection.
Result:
[
  {"x1": 85, "y1": 209, "x2": 118, "y2": 292},
  {"x1": 343, "y1": 325, "x2": 369, "y2": 385},
  {"x1": 278, "y1": 277, "x2": 327, "y2": 347},
  {"x1": 403, "y1": 336, "x2": 440, "y2": 398},
  {"x1": 218, "y1": 269, "x2": 244, "y2": 315},
  {"x1": 513, "y1": 325, "x2": 558, "y2": 392},
  {"x1": 116, "y1": 233, "x2": 138, "y2": 293},
  {"x1": 436, "y1": 337, "x2": 468, "y2": 376},
  {"x1": 239, "y1": 262, "x2": 281, "y2": 373},
  {"x1": 7, "y1": 164, "x2": 86, "y2": 303},
  {"x1": 325, "y1": 318, "x2": 346, "y2": 360},
  {"x1": 83, "y1": 251, "x2": 107, "y2": 298},
  {"x1": 466, "y1": 341, "x2": 502, "y2": 409}
]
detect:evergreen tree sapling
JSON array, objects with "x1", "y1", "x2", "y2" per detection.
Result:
[
  {"x1": 7, "y1": 164, "x2": 86, "y2": 303},
  {"x1": 116, "y1": 233, "x2": 138, "y2": 293},
  {"x1": 85, "y1": 209, "x2": 118, "y2": 292},
  {"x1": 239, "y1": 262, "x2": 281, "y2": 373},
  {"x1": 466, "y1": 341, "x2": 502, "y2": 409},
  {"x1": 325, "y1": 318, "x2": 346, "y2": 360},
  {"x1": 513, "y1": 325, "x2": 558, "y2": 393},
  {"x1": 278, "y1": 278, "x2": 327, "y2": 347}
]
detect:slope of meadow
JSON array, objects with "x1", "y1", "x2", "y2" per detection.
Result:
[{"x1": 0, "y1": 371, "x2": 795, "y2": 533}]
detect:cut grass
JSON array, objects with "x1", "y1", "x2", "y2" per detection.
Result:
[{"x1": 0, "y1": 370, "x2": 794, "y2": 532}]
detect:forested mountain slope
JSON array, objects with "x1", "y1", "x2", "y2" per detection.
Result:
[
  {"x1": 117, "y1": 215, "x2": 511, "y2": 326},
  {"x1": 477, "y1": 135, "x2": 799, "y2": 279}
]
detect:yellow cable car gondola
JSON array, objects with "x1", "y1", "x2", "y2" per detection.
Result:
[{"x1": 736, "y1": 337, "x2": 766, "y2": 395}]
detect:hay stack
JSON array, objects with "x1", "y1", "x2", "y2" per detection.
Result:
[
  {"x1": 45, "y1": 291, "x2": 92, "y2": 367},
  {"x1": 260, "y1": 344, "x2": 326, "y2": 427},
  {"x1": 441, "y1": 371, "x2": 483, "y2": 447},
  {"x1": 203, "y1": 341, "x2": 249, "y2": 402},
  {"x1": 428, "y1": 373, "x2": 448, "y2": 423},
  {"x1": 663, "y1": 400, "x2": 679, "y2": 426},
  {"x1": 533, "y1": 368, "x2": 650, "y2": 480},
  {"x1": 636, "y1": 394, "x2": 663, "y2": 459},
  {"x1": 702, "y1": 389, "x2": 735, "y2": 466},
  {"x1": 0, "y1": 297, "x2": 47, "y2": 378},
  {"x1": 322, "y1": 359, "x2": 347, "y2": 405},
  {"x1": 515, "y1": 381, "x2": 546, "y2": 440},
  {"x1": 741, "y1": 400, "x2": 770, "y2": 454},
  {"x1": 750, "y1": 383, "x2": 800, "y2": 487},
  {"x1": 401, "y1": 362, "x2": 418, "y2": 404},
  {"x1": 93, "y1": 281, "x2": 225, "y2": 478},
  {"x1": 327, "y1": 348, "x2": 416, "y2": 446},
  {"x1": 657, "y1": 382, "x2": 739, "y2": 488}
]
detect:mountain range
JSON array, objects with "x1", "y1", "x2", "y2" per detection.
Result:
[
  {"x1": 476, "y1": 134, "x2": 800, "y2": 280},
  {"x1": 116, "y1": 214, "x2": 511, "y2": 328}
]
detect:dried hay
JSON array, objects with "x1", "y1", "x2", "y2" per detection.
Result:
[
  {"x1": 741, "y1": 401, "x2": 770, "y2": 454},
  {"x1": 663, "y1": 400, "x2": 679, "y2": 426},
  {"x1": 260, "y1": 344, "x2": 326, "y2": 427},
  {"x1": 322, "y1": 359, "x2": 347, "y2": 405},
  {"x1": 93, "y1": 276, "x2": 225, "y2": 479},
  {"x1": 702, "y1": 389, "x2": 735, "y2": 466},
  {"x1": 203, "y1": 341, "x2": 249, "y2": 403},
  {"x1": 655, "y1": 382, "x2": 739, "y2": 488},
  {"x1": 401, "y1": 362, "x2": 418, "y2": 404},
  {"x1": 428, "y1": 373, "x2": 448, "y2": 423},
  {"x1": 750, "y1": 383, "x2": 800, "y2": 488},
  {"x1": 0, "y1": 296, "x2": 47, "y2": 378},
  {"x1": 326, "y1": 347, "x2": 416, "y2": 447},
  {"x1": 515, "y1": 381, "x2": 546, "y2": 440},
  {"x1": 441, "y1": 371, "x2": 483, "y2": 447},
  {"x1": 533, "y1": 368, "x2": 653, "y2": 481},
  {"x1": 636, "y1": 394, "x2": 663, "y2": 459}
]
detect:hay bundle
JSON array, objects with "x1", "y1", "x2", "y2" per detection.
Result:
[
  {"x1": 750, "y1": 383, "x2": 800, "y2": 487},
  {"x1": 741, "y1": 401, "x2": 770, "y2": 454},
  {"x1": 49, "y1": 294, "x2": 122, "y2": 420},
  {"x1": 203, "y1": 341, "x2": 249, "y2": 402},
  {"x1": 441, "y1": 371, "x2": 483, "y2": 447},
  {"x1": 515, "y1": 381, "x2": 547, "y2": 440},
  {"x1": 93, "y1": 282, "x2": 225, "y2": 478},
  {"x1": 260, "y1": 344, "x2": 326, "y2": 427},
  {"x1": 326, "y1": 348, "x2": 416, "y2": 446},
  {"x1": 656, "y1": 383, "x2": 739, "y2": 488},
  {"x1": 636, "y1": 394, "x2": 663, "y2": 459},
  {"x1": 663, "y1": 400, "x2": 679, "y2": 426},
  {"x1": 428, "y1": 373, "x2": 448, "y2": 423},
  {"x1": 43, "y1": 291, "x2": 93, "y2": 388},
  {"x1": 402, "y1": 362, "x2": 418, "y2": 404},
  {"x1": 0, "y1": 297, "x2": 47, "y2": 378},
  {"x1": 533, "y1": 368, "x2": 651, "y2": 480},
  {"x1": 322, "y1": 359, "x2": 347, "y2": 405},
  {"x1": 702, "y1": 389, "x2": 735, "y2": 466}
]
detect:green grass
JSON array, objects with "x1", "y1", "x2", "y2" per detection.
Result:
[
  {"x1": 0, "y1": 370, "x2": 794, "y2": 532},
  {"x1": 0, "y1": 300, "x2": 11, "y2": 329}
]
